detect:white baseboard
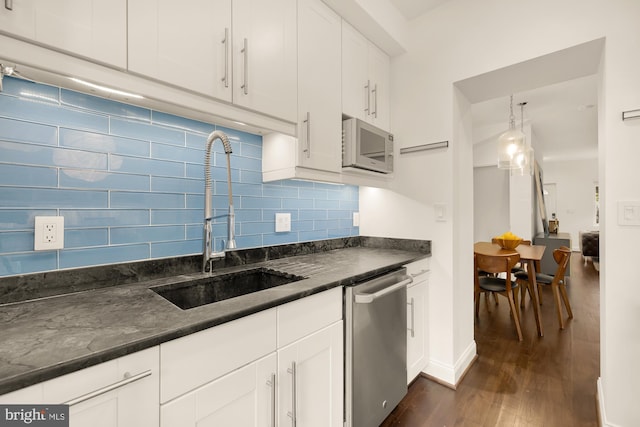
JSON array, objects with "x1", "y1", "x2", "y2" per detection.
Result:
[
  {"x1": 597, "y1": 377, "x2": 621, "y2": 427},
  {"x1": 423, "y1": 340, "x2": 477, "y2": 388}
]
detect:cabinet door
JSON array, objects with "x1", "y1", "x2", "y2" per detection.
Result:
[
  {"x1": 407, "y1": 280, "x2": 427, "y2": 384},
  {"x1": 341, "y1": 21, "x2": 369, "y2": 122},
  {"x1": 297, "y1": 0, "x2": 342, "y2": 172},
  {"x1": 128, "y1": 0, "x2": 232, "y2": 101},
  {"x1": 405, "y1": 259, "x2": 429, "y2": 384},
  {"x1": 0, "y1": 0, "x2": 126, "y2": 67},
  {"x1": 367, "y1": 44, "x2": 390, "y2": 131},
  {"x1": 161, "y1": 353, "x2": 277, "y2": 427},
  {"x1": 278, "y1": 321, "x2": 343, "y2": 427},
  {"x1": 233, "y1": 0, "x2": 297, "y2": 122}
]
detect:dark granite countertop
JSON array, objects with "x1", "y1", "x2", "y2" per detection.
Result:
[{"x1": 0, "y1": 237, "x2": 430, "y2": 395}]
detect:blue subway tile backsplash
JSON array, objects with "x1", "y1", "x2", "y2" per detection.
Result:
[{"x1": 0, "y1": 76, "x2": 359, "y2": 277}]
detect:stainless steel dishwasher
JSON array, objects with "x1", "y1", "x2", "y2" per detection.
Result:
[{"x1": 345, "y1": 268, "x2": 413, "y2": 427}]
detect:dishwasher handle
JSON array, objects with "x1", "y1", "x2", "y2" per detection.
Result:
[{"x1": 355, "y1": 277, "x2": 412, "y2": 304}]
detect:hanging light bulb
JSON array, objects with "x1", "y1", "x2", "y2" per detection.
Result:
[
  {"x1": 512, "y1": 101, "x2": 535, "y2": 176},
  {"x1": 497, "y1": 95, "x2": 526, "y2": 169}
]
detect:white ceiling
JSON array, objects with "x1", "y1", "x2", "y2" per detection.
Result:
[
  {"x1": 389, "y1": 0, "x2": 452, "y2": 19},
  {"x1": 471, "y1": 75, "x2": 598, "y2": 162},
  {"x1": 389, "y1": 0, "x2": 600, "y2": 163}
]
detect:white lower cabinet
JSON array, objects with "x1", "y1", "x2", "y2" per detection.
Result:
[
  {"x1": 160, "y1": 287, "x2": 343, "y2": 427},
  {"x1": 0, "y1": 288, "x2": 344, "y2": 427},
  {"x1": 161, "y1": 353, "x2": 277, "y2": 427},
  {"x1": 405, "y1": 259, "x2": 430, "y2": 384},
  {"x1": 0, "y1": 347, "x2": 160, "y2": 427},
  {"x1": 277, "y1": 321, "x2": 343, "y2": 427}
]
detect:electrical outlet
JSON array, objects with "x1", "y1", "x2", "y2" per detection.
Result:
[{"x1": 34, "y1": 216, "x2": 64, "y2": 251}]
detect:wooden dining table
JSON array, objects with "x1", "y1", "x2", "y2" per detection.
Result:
[{"x1": 474, "y1": 242, "x2": 546, "y2": 337}]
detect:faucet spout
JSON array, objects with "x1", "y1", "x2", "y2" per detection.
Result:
[{"x1": 203, "y1": 130, "x2": 235, "y2": 273}]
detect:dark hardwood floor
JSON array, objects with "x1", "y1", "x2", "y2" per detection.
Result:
[{"x1": 381, "y1": 254, "x2": 600, "y2": 427}]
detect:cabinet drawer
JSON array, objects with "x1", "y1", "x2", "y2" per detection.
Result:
[
  {"x1": 0, "y1": 347, "x2": 159, "y2": 406},
  {"x1": 277, "y1": 287, "x2": 342, "y2": 348},
  {"x1": 405, "y1": 258, "x2": 430, "y2": 282},
  {"x1": 160, "y1": 307, "x2": 276, "y2": 403},
  {"x1": 161, "y1": 353, "x2": 276, "y2": 427}
]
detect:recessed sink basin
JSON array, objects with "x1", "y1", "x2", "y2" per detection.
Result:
[{"x1": 151, "y1": 268, "x2": 306, "y2": 310}]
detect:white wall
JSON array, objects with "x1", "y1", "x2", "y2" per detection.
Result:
[
  {"x1": 543, "y1": 158, "x2": 599, "y2": 250},
  {"x1": 473, "y1": 166, "x2": 509, "y2": 243},
  {"x1": 359, "y1": 0, "x2": 640, "y2": 425}
]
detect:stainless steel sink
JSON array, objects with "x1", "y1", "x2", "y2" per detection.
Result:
[{"x1": 151, "y1": 268, "x2": 306, "y2": 310}]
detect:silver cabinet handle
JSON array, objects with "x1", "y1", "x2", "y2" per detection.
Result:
[
  {"x1": 355, "y1": 278, "x2": 413, "y2": 304},
  {"x1": 371, "y1": 83, "x2": 378, "y2": 118},
  {"x1": 5, "y1": 0, "x2": 13, "y2": 10},
  {"x1": 267, "y1": 373, "x2": 276, "y2": 427},
  {"x1": 364, "y1": 80, "x2": 370, "y2": 115},
  {"x1": 410, "y1": 269, "x2": 429, "y2": 279},
  {"x1": 64, "y1": 370, "x2": 152, "y2": 406},
  {"x1": 240, "y1": 38, "x2": 248, "y2": 95},
  {"x1": 221, "y1": 27, "x2": 229, "y2": 88},
  {"x1": 408, "y1": 297, "x2": 415, "y2": 337},
  {"x1": 287, "y1": 362, "x2": 297, "y2": 427},
  {"x1": 303, "y1": 112, "x2": 310, "y2": 158}
]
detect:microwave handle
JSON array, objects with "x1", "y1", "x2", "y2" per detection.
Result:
[{"x1": 303, "y1": 112, "x2": 311, "y2": 158}]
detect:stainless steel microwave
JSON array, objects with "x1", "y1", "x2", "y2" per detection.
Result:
[{"x1": 342, "y1": 118, "x2": 394, "y2": 174}]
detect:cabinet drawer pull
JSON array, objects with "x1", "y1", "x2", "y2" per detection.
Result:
[
  {"x1": 5, "y1": 0, "x2": 12, "y2": 10},
  {"x1": 287, "y1": 362, "x2": 297, "y2": 426},
  {"x1": 64, "y1": 370, "x2": 152, "y2": 406},
  {"x1": 267, "y1": 373, "x2": 276, "y2": 427},
  {"x1": 408, "y1": 297, "x2": 415, "y2": 338},
  {"x1": 410, "y1": 269, "x2": 429, "y2": 279},
  {"x1": 240, "y1": 38, "x2": 249, "y2": 95},
  {"x1": 221, "y1": 27, "x2": 229, "y2": 88}
]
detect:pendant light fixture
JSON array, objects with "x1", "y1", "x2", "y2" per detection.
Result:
[
  {"x1": 497, "y1": 94, "x2": 526, "y2": 169},
  {"x1": 512, "y1": 101, "x2": 535, "y2": 175}
]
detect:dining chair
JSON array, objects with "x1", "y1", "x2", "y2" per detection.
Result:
[
  {"x1": 515, "y1": 246, "x2": 573, "y2": 329},
  {"x1": 474, "y1": 252, "x2": 523, "y2": 341},
  {"x1": 490, "y1": 238, "x2": 532, "y2": 274}
]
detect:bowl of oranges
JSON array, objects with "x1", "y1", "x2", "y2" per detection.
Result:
[{"x1": 493, "y1": 231, "x2": 523, "y2": 250}]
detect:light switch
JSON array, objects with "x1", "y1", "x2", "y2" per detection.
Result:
[
  {"x1": 618, "y1": 201, "x2": 640, "y2": 225},
  {"x1": 434, "y1": 203, "x2": 446, "y2": 222},
  {"x1": 353, "y1": 212, "x2": 360, "y2": 227},
  {"x1": 275, "y1": 213, "x2": 291, "y2": 232}
]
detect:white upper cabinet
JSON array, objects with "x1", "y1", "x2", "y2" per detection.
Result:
[
  {"x1": 341, "y1": 20, "x2": 390, "y2": 131},
  {"x1": 232, "y1": 0, "x2": 297, "y2": 122},
  {"x1": 297, "y1": 0, "x2": 342, "y2": 172},
  {"x1": 128, "y1": 0, "x2": 296, "y2": 121},
  {"x1": 367, "y1": 43, "x2": 390, "y2": 130},
  {"x1": 0, "y1": 0, "x2": 127, "y2": 68},
  {"x1": 262, "y1": 0, "x2": 342, "y2": 183},
  {"x1": 128, "y1": 0, "x2": 232, "y2": 101}
]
